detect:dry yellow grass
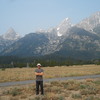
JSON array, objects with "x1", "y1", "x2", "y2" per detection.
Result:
[
  {"x1": 0, "y1": 78, "x2": 100, "y2": 100},
  {"x1": 0, "y1": 65, "x2": 100, "y2": 82}
]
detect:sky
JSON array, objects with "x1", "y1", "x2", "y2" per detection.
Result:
[{"x1": 0, "y1": 0, "x2": 100, "y2": 35}]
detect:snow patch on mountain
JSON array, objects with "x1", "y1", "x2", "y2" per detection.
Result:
[
  {"x1": 57, "y1": 31, "x2": 62, "y2": 37},
  {"x1": 56, "y1": 27, "x2": 62, "y2": 36}
]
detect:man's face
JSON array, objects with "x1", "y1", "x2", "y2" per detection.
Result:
[{"x1": 37, "y1": 65, "x2": 41, "y2": 69}]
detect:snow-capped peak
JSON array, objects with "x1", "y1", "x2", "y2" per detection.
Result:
[
  {"x1": 61, "y1": 18, "x2": 71, "y2": 24},
  {"x1": 2, "y1": 27, "x2": 20, "y2": 40},
  {"x1": 65, "y1": 17, "x2": 69, "y2": 21},
  {"x1": 77, "y1": 11, "x2": 100, "y2": 32},
  {"x1": 56, "y1": 18, "x2": 72, "y2": 36},
  {"x1": 35, "y1": 17, "x2": 72, "y2": 37}
]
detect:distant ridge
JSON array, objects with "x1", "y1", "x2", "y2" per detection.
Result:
[{"x1": 0, "y1": 12, "x2": 100, "y2": 60}]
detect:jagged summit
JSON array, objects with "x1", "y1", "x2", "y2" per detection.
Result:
[
  {"x1": 2, "y1": 27, "x2": 20, "y2": 40},
  {"x1": 56, "y1": 18, "x2": 72, "y2": 36},
  {"x1": 93, "y1": 11, "x2": 100, "y2": 16},
  {"x1": 77, "y1": 11, "x2": 100, "y2": 32},
  {"x1": 35, "y1": 18, "x2": 72, "y2": 37}
]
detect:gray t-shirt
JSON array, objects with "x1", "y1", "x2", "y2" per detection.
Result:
[{"x1": 35, "y1": 68, "x2": 44, "y2": 81}]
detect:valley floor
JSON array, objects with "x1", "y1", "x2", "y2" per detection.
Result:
[
  {"x1": 0, "y1": 78, "x2": 100, "y2": 100},
  {"x1": 0, "y1": 65, "x2": 100, "y2": 83}
]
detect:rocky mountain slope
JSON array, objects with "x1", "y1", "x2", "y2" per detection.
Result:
[{"x1": 0, "y1": 12, "x2": 100, "y2": 60}]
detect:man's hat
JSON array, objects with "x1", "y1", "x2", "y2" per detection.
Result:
[{"x1": 37, "y1": 63, "x2": 41, "y2": 66}]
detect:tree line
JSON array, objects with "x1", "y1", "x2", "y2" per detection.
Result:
[{"x1": 0, "y1": 56, "x2": 100, "y2": 68}]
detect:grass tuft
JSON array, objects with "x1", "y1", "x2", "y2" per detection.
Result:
[
  {"x1": 72, "y1": 93, "x2": 82, "y2": 99},
  {"x1": 10, "y1": 88, "x2": 22, "y2": 96}
]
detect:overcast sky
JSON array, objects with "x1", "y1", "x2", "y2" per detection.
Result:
[{"x1": 0, "y1": 0, "x2": 100, "y2": 35}]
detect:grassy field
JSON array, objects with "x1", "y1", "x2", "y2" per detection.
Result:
[
  {"x1": 0, "y1": 78, "x2": 100, "y2": 100},
  {"x1": 0, "y1": 65, "x2": 100, "y2": 83}
]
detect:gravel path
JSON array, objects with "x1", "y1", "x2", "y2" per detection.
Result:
[{"x1": 0, "y1": 74, "x2": 100, "y2": 87}]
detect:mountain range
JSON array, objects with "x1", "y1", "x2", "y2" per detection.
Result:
[{"x1": 0, "y1": 12, "x2": 100, "y2": 60}]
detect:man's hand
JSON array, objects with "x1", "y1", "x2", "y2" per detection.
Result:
[{"x1": 35, "y1": 72, "x2": 44, "y2": 76}]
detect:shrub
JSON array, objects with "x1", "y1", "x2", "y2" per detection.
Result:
[
  {"x1": 58, "y1": 95, "x2": 65, "y2": 100},
  {"x1": 3, "y1": 90, "x2": 10, "y2": 95},
  {"x1": 32, "y1": 96, "x2": 40, "y2": 100},
  {"x1": 50, "y1": 81, "x2": 62, "y2": 87},
  {"x1": 51, "y1": 86, "x2": 62, "y2": 94},
  {"x1": 49, "y1": 96, "x2": 59, "y2": 100},
  {"x1": 61, "y1": 81, "x2": 68, "y2": 88},
  {"x1": 94, "y1": 97, "x2": 100, "y2": 100},
  {"x1": 41, "y1": 95, "x2": 63, "y2": 100},
  {"x1": 1, "y1": 68, "x2": 6, "y2": 71},
  {"x1": 85, "y1": 96, "x2": 94, "y2": 100},
  {"x1": 80, "y1": 83, "x2": 98, "y2": 95},
  {"x1": 10, "y1": 88, "x2": 22, "y2": 96},
  {"x1": 9, "y1": 97, "x2": 19, "y2": 100},
  {"x1": 64, "y1": 91, "x2": 71, "y2": 97},
  {"x1": 67, "y1": 80, "x2": 76, "y2": 85},
  {"x1": 20, "y1": 95, "x2": 27, "y2": 99},
  {"x1": 80, "y1": 84, "x2": 88, "y2": 89},
  {"x1": 40, "y1": 95, "x2": 48, "y2": 100},
  {"x1": 93, "y1": 80, "x2": 100, "y2": 85},
  {"x1": 29, "y1": 85, "x2": 36, "y2": 91},
  {"x1": 80, "y1": 88, "x2": 97, "y2": 95},
  {"x1": 61, "y1": 80, "x2": 79, "y2": 91},
  {"x1": 72, "y1": 93, "x2": 82, "y2": 99},
  {"x1": 45, "y1": 87, "x2": 52, "y2": 92},
  {"x1": 86, "y1": 79, "x2": 93, "y2": 82},
  {"x1": 67, "y1": 84, "x2": 79, "y2": 91},
  {"x1": 80, "y1": 89, "x2": 89, "y2": 95}
]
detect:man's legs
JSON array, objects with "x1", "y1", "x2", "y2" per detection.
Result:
[
  {"x1": 40, "y1": 81, "x2": 44, "y2": 95},
  {"x1": 36, "y1": 81, "x2": 39, "y2": 95}
]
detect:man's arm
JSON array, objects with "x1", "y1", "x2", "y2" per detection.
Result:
[{"x1": 35, "y1": 72, "x2": 44, "y2": 76}]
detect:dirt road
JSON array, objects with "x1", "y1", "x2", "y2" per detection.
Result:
[{"x1": 0, "y1": 74, "x2": 100, "y2": 87}]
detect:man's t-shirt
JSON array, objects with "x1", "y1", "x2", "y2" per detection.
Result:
[{"x1": 35, "y1": 68, "x2": 44, "y2": 81}]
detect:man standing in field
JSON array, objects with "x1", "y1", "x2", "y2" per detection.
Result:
[{"x1": 35, "y1": 63, "x2": 44, "y2": 95}]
